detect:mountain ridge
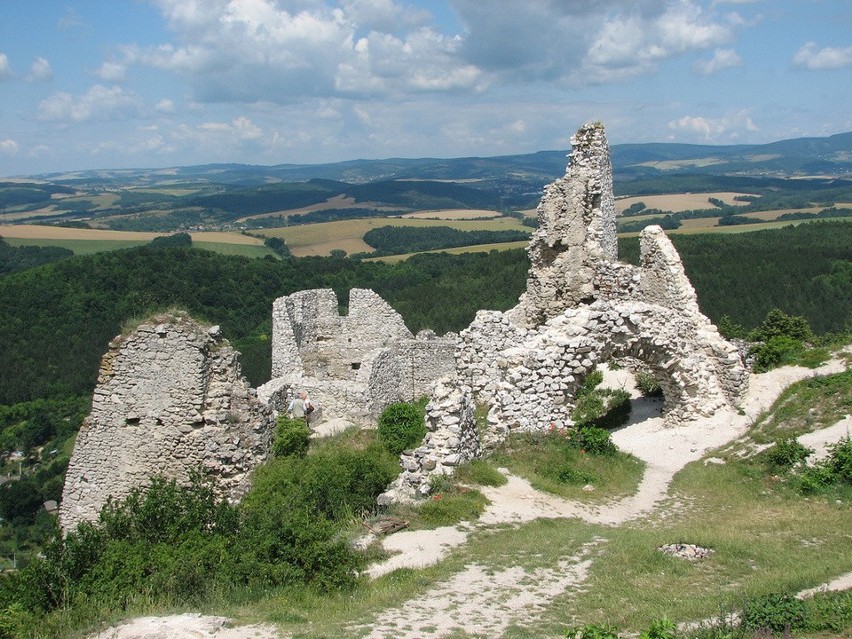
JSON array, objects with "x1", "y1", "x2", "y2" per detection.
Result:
[{"x1": 25, "y1": 131, "x2": 852, "y2": 187}]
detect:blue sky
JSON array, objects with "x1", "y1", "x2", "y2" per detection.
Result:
[{"x1": 1, "y1": 0, "x2": 851, "y2": 176}]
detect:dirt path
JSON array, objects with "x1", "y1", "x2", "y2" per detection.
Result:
[
  {"x1": 356, "y1": 358, "x2": 849, "y2": 638},
  {"x1": 89, "y1": 359, "x2": 850, "y2": 639}
]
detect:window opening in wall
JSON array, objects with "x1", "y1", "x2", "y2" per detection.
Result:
[{"x1": 351, "y1": 362, "x2": 361, "y2": 370}]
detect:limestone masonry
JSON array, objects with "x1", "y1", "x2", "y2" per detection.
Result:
[
  {"x1": 59, "y1": 313, "x2": 274, "y2": 532},
  {"x1": 258, "y1": 288, "x2": 456, "y2": 426},
  {"x1": 384, "y1": 122, "x2": 748, "y2": 501},
  {"x1": 60, "y1": 121, "x2": 748, "y2": 519}
]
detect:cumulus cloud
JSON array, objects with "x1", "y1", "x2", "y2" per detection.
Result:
[
  {"x1": 452, "y1": 0, "x2": 736, "y2": 85},
  {"x1": 155, "y1": 98, "x2": 176, "y2": 113},
  {"x1": 0, "y1": 139, "x2": 20, "y2": 155},
  {"x1": 27, "y1": 57, "x2": 53, "y2": 82},
  {"x1": 0, "y1": 53, "x2": 12, "y2": 80},
  {"x1": 792, "y1": 42, "x2": 852, "y2": 70},
  {"x1": 693, "y1": 48, "x2": 741, "y2": 75},
  {"x1": 667, "y1": 109, "x2": 757, "y2": 141},
  {"x1": 581, "y1": 2, "x2": 732, "y2": 82},
  {"x1": 94, "y1": 61, "x2": 127, "y2": 82},
  {"x1": 115, "y1": 0, "x2": 740, "y2": 105},
  {"x1": 37, "y1": 85, "x2": 142, "y2": 122}
]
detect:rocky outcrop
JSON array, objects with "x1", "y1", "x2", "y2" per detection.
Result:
[{"x1": 59, "y1": 313, "x2": 274, "y2": 532}]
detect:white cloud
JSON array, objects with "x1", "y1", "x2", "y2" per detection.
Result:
[
  {"x1": 582, "y1": 3, "x2": 732, "y2": 81},
  {"x1": 0, "y1": 53, "x2": 12, "y2": 80},
  {"x1": 792, "y1": 42, "x2": 852, "y2": 70},
  {"x1": 155, "y1": 98, "x2": 176, "y2": 113},
  {"x1": 233, "y1": 115, "x2": 263, "y2": 140},
  {"x1": 27, "y1": 57, "x2": 53, "y2": 82},
  {"x1": 94, "y1": 61, "x2": 127, "y2": 82},
  {"x1": 118, "y1": 0, "x2": 741, "y2": 106},
  {"x1": 693, "y1": 48, "x2": 741, "y2": 75},
  {"x1": 0, "y1": 139, "x2": 20, "y2": 155},
  {"x1": 667, "y1": 109, "x2": 757, "y2": 142},
  {"x1": 37, "y1": 85, "x2": 142, "y2": 122}
]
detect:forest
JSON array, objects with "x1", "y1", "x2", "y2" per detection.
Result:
[{"x1": 0, "y1": 220, "x2": 849, "y2": 407}]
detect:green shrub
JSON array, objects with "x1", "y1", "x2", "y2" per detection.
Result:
[
  {"x1": 244, "y1": 443, "x2": 399, "y2": 522},
  {"x1": 750, "y1": 335, "x2": 804, "y2": 372},
  {"x1": 826, "y1": 435, "x2": 852, "y2": 483},
  {"x1": 765, "y1": 437, "x2": 811, "y2": 469},
  {"x1": 803, "y1": 589, "x2": 852, "y2": 633},
  {"x1": 377, "y1": 402, "x2": 426, "y2": 455},
  {"x1": 273, "y1": 416, "x2": 311, "y2": 458},
  {"x1": 797, "y1": 436, "x2": 852, "y2": 494},
  {"x1": 639, "y1": 617, "x2": 676, "y2": 639},
  {"x1": 797, "y1": 463, "x2": 837, "y2": 494},
  {"x1": 635, "y1": 372, "x2": 663, "y2": 397},
  {"x1": 572, "y1": 370, "x2": 632, "y2": 430},
  {"x1": 750, "y1": 308, "x2": 814, "y2": 343},
  {"x1": 741, "y1": 593, "x2": 807, "y2": 633},
  {"x1": 573, "y1": 427, "x2": 617, "y2": 456}
]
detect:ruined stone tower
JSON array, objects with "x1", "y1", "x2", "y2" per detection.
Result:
[{"x1": 59, "y1": 313, "x2": 274, "y2": 531}]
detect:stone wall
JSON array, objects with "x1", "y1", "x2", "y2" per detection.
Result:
[
  {"x1": 380, "y1": 121, "x2": 749, "y2": 501},
  {"x1": 59, "y1": 313, "x2": 274, "y2": 532},
  {"x1": 510, "y1": 123, "x2": 618, "y2": 327},
  {"x1": 264, "y1": 288, "x2": 456, "y2": 426},
  {"x1": 380, "y1": 377, "x2": 481, "y2": 502}
]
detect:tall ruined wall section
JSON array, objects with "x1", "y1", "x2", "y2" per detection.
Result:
[
  {"x1": 60, "y1": 314, "x2": 274, "y2": 532},
  {"x1": 511, "y1": 123, "x2": 618, "y2": 326}
]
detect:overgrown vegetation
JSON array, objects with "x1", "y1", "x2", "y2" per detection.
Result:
[
  {"x1": 0, "y1": 238, "x2": 72, "y2": 275},
  {"x1": 571, "y1": 369, "x2": 632, "y2": 432},
  {"x1": 376, "y1": 400, "x2": 427, "y2": 455},
  {"x1": 0, "y1": 430, "x2": 401, "y2": 637}
]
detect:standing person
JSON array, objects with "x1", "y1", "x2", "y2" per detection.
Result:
[
  {"x1": 302, "y1": 390, "x2": 315, "y2": 425},
  {"x1": 288, "y1": 390, "x2": 314, "y2": 425},
  {"x1": 288, "y1": 390, "x2": 306, "y2": 419}
]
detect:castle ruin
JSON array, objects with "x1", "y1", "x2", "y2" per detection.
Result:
[
  {"x1": 60, "y1": 121, "x2": 749, "y2": 522},
  {"x1": 258, "y1": 288, "x2": 456, "y2": 426},
  {"x1": 59, "y1": 313, "x2": 275, "y2": 532},
  {"x1": 385, "y1": 122, "x2": 748, "y2": 500}
]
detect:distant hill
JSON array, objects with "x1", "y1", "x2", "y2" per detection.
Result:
[{"x1": 31, "y1": 131, "x2": 852, "y2": 188}]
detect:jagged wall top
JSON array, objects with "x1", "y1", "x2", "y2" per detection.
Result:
[{"x1": 512, "y1": 122, "x2": 618, "y2": 326}]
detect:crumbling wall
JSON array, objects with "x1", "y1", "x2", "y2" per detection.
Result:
[
  {"x1": 380, "y1": 378, "x2": 481, "y2": 502},
  {"x1": 510, "y1": 123, "x2": 618, "y2": 327},
  {"x1": 59, "y1": 313, "x2": 274, "y2": 532},
  {"x1": 381, "y1": 122, "x2": 749, "y2": 500},
  {"x1": 265, "y1": 288, "x2": 456, "y2": 426}
]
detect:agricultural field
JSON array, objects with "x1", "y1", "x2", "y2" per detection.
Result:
[
  {"x1": 259, "y1": 215, "x2": 530, "y2": 257},
  {"x1": 236, "y1": 194, "x2": 360, "y2": 222},
  {"x1": 0, "y1": 225, "x2": 275, "y2": 258},
  {"x1": 400, "y1": 208, "x2": 502, "y2": 219},
  {"x1": 614, "y1": 192, "x2": 754, "y2": 213}
]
